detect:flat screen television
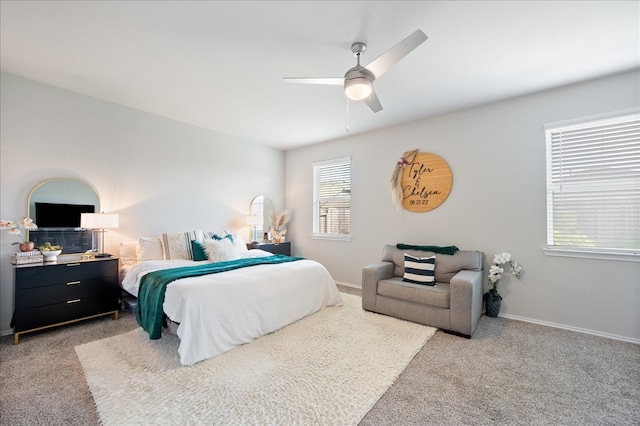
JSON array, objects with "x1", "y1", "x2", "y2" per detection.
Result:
[{"x1": 35, "y1": 202, "x2": 95, "y2": 229}]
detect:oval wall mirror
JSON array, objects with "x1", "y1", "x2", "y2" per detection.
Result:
[
  {"x1": 27, "y1": 178, "x2": 100, "y2": 254},
  {"x1": 249, "y1": 195, "x2": 274, "y2": 241}
]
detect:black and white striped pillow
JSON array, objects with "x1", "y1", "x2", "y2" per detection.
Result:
[{"x1": 402, "y1": 253, "x2": 436, "y2": 286}]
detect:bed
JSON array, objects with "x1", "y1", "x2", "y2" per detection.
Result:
[{"x1": 120, "y1": 231, "x2": 343, "y2": 366}]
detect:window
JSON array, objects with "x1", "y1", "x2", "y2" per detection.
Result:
[
  {"x1": 545, "y1": 109, "x2": 640, "y2": 260},
  {"x1": 313, "y1": 157, "x2": 351, "y2": 240}
]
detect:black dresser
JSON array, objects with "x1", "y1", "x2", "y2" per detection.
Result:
[
  {"x1": 246, "y1": 241, "x2": 291, "y2": 256},
  {"x1": 13, "y1": 257, "x2": 120, "y2": 344}
]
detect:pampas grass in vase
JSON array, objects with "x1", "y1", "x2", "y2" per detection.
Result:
[{"x1": 270, "y1": 210, "x2": 291, "y2": 243}]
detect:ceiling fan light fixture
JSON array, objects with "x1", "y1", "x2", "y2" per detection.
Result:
[{"x1": 344, "y1": 77, "x2": 372, "y2": 101}]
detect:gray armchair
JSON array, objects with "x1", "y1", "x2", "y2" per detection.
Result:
[{"x1": 362, "y1": 244, "x2": 484, "y2": 337}]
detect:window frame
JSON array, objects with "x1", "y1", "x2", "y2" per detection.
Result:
[
  {"x1": 312, "y1": 156, "x2": 352, "y2": 241},
  {"x1": 544, "y1": 108, "x2": 640, "y2": 262}
]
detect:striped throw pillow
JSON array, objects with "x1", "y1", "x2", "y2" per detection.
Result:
[{"x1": 402, "y1": 254, "x2": 436, "y2": 286}]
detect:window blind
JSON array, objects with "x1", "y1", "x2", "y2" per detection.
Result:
[
  {"x1": 313, "y1": 157, "x2": 351, "y2": 237},
  {"x1": 545, "y1": 111, "x2": 640, "y2": 254}
]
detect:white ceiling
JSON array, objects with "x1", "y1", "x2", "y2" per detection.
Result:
[{"x1": 1, "y1": 1, "x2": 638, "y2": 150}]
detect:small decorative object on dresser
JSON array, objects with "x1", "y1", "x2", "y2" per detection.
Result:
[
  {"x1": 12, "y1": 256, "x2": 120, "y2": 344},
  {"x1": 247, "y1": 241, "x2": 291, "y2": 256},
  {"x1": 0, "y1": 217, "x2": 38, "y2": 251},
  {"x1": 269, "y1": 210, "x2": 291, "y2": 243},
  {"x1": 39, "y1": 242, "x2": 62, "y2": 262}
]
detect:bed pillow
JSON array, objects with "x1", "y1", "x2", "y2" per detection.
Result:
[
  {"x1": 232, "y1": 233, "x2": 249, "y2": 253},
  {"x1": 159, "y1": 230, "x2": 203, "y2": 260},
  {"x1": 402, "y1": 253, "x2": 436, "y2": 286},
  {"x1": 136, "y1": 236, "x2": 164, "y2": 262},
  {"x1": 191, "y1": 240, "x2": 208, "y2": 261},
  {"x1": 202, "y1": 237, "x2": 240, "y2": 263},
  {"x1": 119, "y1": 240, "x2": 138, "y2": 266},
  {"x1": 203, "y1": 230, "x2": 234, "y2": 243}
]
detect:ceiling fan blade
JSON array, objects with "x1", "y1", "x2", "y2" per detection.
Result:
[
  {"x1": 364, "y1": 29, "x2": 428, "y2": 79},
  {"x1": 282, "y1": 77, "x2": 343, "y2": 85},
  {"x1": 364, "y1": 89, "x2": 383, "y2": 113}
]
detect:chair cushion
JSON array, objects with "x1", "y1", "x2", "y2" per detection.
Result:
[
  {"x1": 382, "y1": 244, "x2": 482, "y2": 283},
  {"x1": 378, "y1": 277, "x2": 450, "y2": 309}
]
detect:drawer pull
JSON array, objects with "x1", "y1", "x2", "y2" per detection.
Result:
[
  {"x1": 67, "y1": 281, "x2": 81, "y2": 286},
  {"x1": 66, "y1": 263, "x2": 81, "y2": 267},
  {"x1": 67, "y1": 299, "x2": 81, "y2": 304}
]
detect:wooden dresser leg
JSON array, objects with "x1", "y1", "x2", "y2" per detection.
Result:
[
  {"x1": 114, "y1": 311, "x2": 119, "y2": 320},
  {"x1": 13, "y1": 333, "x2": 19, "y2": 345}
]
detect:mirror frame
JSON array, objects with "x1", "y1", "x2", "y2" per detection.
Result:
[
  {"x1": 27, "y1": 178, "x2": 100, "y2": 254},
  {"x1": 250, "y1": 195, "x2": 274, "y2": 242}
]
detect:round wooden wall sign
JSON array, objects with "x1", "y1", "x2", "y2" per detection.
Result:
[{"x1": 401, "y1": 153, "x2": 452, "y2": 212}]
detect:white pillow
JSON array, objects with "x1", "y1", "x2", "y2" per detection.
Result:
[
  {"x1": 136, "y1": 237, "x2": 164, "y2": 262},
  {"x1": 119, "y1": 240, "x2": 138, "y2": 266},
  {"x1": 159, "y1": 230, "x2": 203, "y2": 260},
  {"x1": 202, "y1": 238, "x2": 240, "y2": 263},
  {"x1": 232, "y1": 233, "x2": 249, "y2": 253}
]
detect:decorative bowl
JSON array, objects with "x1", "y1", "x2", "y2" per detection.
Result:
[{"x1": 42, "y1": 249, "x2": 62, "y2": 261}]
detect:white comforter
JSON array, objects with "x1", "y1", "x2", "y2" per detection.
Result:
[{"x1": 121, "y1": 251, "x2": 343, "y2": 365}]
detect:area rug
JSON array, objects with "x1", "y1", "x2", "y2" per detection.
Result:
[{"x1": 75, "y1": 293, "x2": 436, "y2": 425}]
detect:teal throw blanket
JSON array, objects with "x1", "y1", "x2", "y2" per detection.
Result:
[
  {"x1": 396, "y1": 244, "x2": 459, "y2": 255},
  {"x1": 136, "y1": 255, "x2": 303, "y2": 339}
]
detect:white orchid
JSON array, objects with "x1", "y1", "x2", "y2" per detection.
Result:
[
  {"x1": 0, "y1": 216, "x2": 38, "y2": 244},
  {"x1": 487, "y1": 252, "x2": 524, "y2": 300},
  {"x1": 493, "y1": 252, "x2": 511, "y2": 264}
]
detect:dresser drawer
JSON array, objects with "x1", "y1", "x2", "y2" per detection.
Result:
[
  {"x1": 15, "y1": 277, "x2": 119, "y2": 310},
  {"x1": 15, "y1": 260, "x2": 118, "y2": 289},
  {"x1": 13, "y1": 296, "x2": 119, "y2": 333}
]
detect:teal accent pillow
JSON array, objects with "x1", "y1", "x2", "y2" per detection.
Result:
[
  {"x1": 191, "y1": 240, "x2": 208, "y2": 261},
  {"x1": 203, "y1": 231, "x2": 235, "y2": 245}
]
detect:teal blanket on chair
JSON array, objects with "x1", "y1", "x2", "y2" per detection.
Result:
[
  {"x1": 396, "y1": 244, "x2": 459, "y2": 255},
  {"x1": 136, "y1": 255, "x2": 303, "y2": 339}
]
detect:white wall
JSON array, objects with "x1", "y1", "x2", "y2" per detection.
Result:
[
  {"x1": 285, "y1": 70, "x2": 640, "y2": 342},
  {"x1": 0, "y1": 73, "x2": 285, "y2": 334}
]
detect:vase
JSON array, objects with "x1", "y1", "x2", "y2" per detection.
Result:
[
  {"x1": 271, "y1": 230, "x2": 285, "y2": 244},
  {"x1": 19, "y1": 242, "x2": 35, "y2": 252},
  {"x1": 484, "y1": 294, "x2": 501, "y2": 318}
]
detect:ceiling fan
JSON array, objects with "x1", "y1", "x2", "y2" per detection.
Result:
[{"x1": 283, "y1": 29, "x2": 428, "y2": 113}]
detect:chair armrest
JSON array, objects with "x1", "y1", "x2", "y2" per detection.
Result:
[
  {"x1": 361, "y1": 261, "x2": 394, "y2": 310},
  {"x1": 449, "y1": 269, "x2": 484, "y2": 337}
]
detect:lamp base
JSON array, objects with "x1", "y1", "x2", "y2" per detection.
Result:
[{"x1": 95, "y1": 253, "x2": 112, "y2": 258}]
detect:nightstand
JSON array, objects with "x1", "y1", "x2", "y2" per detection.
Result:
[
  {"x1": 247, "y1": 241, "x2": 291, "y2": 256},
  {"x1": 12, "y1": 256, "x2": 120, "y2": 344}
]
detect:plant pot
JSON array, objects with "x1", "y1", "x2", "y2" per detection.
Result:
[
  {"x1": 19, "y1": 242, "x2": 35, "y2": 252},
  {"x1": 484, "y1": 294, "x2": 501, "y2": 318}
]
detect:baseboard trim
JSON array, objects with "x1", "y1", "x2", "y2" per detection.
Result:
[
  {"x1": 335, "y1": 280, "x2": 361, "y2": 289},
  {"x1": 498, "y1": 313, "x2": 640, "y2": 345},
  {"x1": 336, "y1": 281, "x2": 638, "y2": 345}
]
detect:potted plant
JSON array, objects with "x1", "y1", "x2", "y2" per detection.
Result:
[
  {"x1": 0, "y1": 217, "x2": 38, "y2": 252},
  {"x1": 485, "y1": 252, "x2": 523, "y2": 317}
]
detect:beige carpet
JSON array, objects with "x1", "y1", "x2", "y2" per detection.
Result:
[{"x1": 75, "y1": 293, "x2": 436, "y2": 425}]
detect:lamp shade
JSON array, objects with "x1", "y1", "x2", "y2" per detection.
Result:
[{"x1": 81, "y1": 213, "x2": 119, "y2": 229}]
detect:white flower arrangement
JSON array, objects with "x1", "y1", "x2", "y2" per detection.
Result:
[
  {"x1": 0, "y1": 217, "x2": 38, "y2": 244},
  {"x1": 487, "y1": 252, "x2": 523, "y2": 301}
]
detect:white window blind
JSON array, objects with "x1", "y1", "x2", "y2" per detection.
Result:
[
  {"x1": 545, "y1": 110, "x2": 640, "y2": 256},
  {"x1": 313, "y1": 157, "x2": 351, "y2": 239}
]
